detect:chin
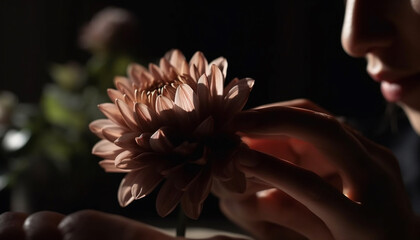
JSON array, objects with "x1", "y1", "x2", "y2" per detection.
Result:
[{"x1": 400, "y1": 103, "x2": 420, "y2": 136}]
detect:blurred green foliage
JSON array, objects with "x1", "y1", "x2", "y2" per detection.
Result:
[{"x1": 0, "y1": 7, "x2": 143, "y2": 212}]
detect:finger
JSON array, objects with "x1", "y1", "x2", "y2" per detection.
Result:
[
  {"x1": 212, "y1": 177, "x2": 272, "y2": 201},
  {"x1": 58, "y1": 210, "x2": 173, "y2": 240},
  {"x1": 220, "y1": 189, "x2": 334, "y2": 240},
  {"x1": 343, "y1": 124, "x2": 401, "y2": 177},
  {"x1": 0, "y1": 212, "x2": 28, "y2": 240},
  {"x1": 243, "y1": 136, "x2": 338, "y2": 178},
  {"x1": 23, "y1": 211, "x2": 64, "y2": 240},
  {"x1": 234, "y1": 106, "x2": 374, "y2": 198},
  {"x1": 220, "y1": 199, "x2": 307, "y2": 240},
  {"x1": 233, "y1": 147, "x2": 365, "y2": 232},
  {"x1": 253, "y1": 98, "x2": 330, "y2": 114}
]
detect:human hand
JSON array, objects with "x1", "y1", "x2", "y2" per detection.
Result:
[
  {"x1": 0, "y1": 210, "x2": 249, "y2": 240},
  {"x1": 214, "y1": 99, "x2": 419, "y2": 240}
]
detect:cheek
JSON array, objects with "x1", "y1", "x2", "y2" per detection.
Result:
[{"x1": 412, "y1": 0, "x2": 420, "y2": 14}]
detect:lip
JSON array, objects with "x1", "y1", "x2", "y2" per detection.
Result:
[{"x1": 368, "y1": 71, "x2": 420, "y2": 102}]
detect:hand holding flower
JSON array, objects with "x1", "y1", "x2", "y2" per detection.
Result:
[{"x1": 214, "y1": 99, "x2": 419, "y2": 240}]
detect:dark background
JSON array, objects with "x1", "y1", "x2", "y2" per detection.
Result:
[{"x1": 0, "y1": 0, "x2": 387, "y2": 234}]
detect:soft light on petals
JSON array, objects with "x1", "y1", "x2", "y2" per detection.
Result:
[
  {"x1": 127, "y1": 63, "x2": 147, "y2": 86},
  {"x1": 223, "y1": 77, "x2": 239, "y2": 96},
  {"x1": 165, "y1": 49, "x2": 189, "y2": 75},
  {"x1": 114, "y1": 132, "x2": 140, "y2": 150},
  {"x1": 102, "y1": 126, "x2": 128, "y2": 142},
  {"x1": 89, "y1": 119, "x2": 115, "y2": 139},
  {"x1": 156, "y1": 181, "x2": 184, "y2": 217},
  {"x1": 135, "y1": 133, "x2": 152, "y2": 149},
  {"x1": 107, "y1": 88, "x2": 124, "y2": 102},
  {"x1": 115, "y1": 150, "x2": 135, "y2": 167},
  {"x1": 131, "y1": 167, "x2": 163, "y2": 199},
  {"x1": 155, "y1": 95, "x2": 176, "y2": 123},
  {"x1": 118, "y1": 172, "x2": 137, "y2": 207},
  {"x1": 116, "y1": 99, "x2": 138, "y2": 131},
  {"x1": 92, "y1": 139, "x2": 124, "y2": 159},
  {"x1": 149, "y1": 63, "x2": 165, "y2": 82},
  {"x1": 209, "y1": 65, "x2": 224, "y2": 103},
  {"x1": 150, "y1": 128, "x2": 174, "y2": 153},
  {"x1": 224, "y1": 78, "x2": 255, "y2": 115},
  {"x1": 90, "y1": 49, "x2": 255, "y2": 218},
  {"x1": 189, "y1": 51, "x2": 208, "y2": 77},
  {"x1": 98, "y1": 103, "x2": 127, "y2": 127},
  {"x1": 174, "y1": 84, "x2": 199, "y2": 113},
  {"x1": 197, "y1": 74, "x2": 210, "y2": 114},
  {"x1": 116, "y1": 152, "x2": 158, "y2": 170},
  {"x1": 99, "y1": 160, "x2": 130, "y2": 173},
  {"x1": 134, "y1": 103, "x2": 158, "y2": 130},
  {"x1": 114, "y1": 77, "x2": 134, "y2": 101},
  {"x1": 208, "y1": 57, "x2": 227, "y2": 78},
  {"x1": 159, "y1": 58, "x2": 176, "y2": 80}
]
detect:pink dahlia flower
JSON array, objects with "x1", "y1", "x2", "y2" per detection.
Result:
[{"x1": 89, "y1": 49, "x2": 254, "y2": 219}]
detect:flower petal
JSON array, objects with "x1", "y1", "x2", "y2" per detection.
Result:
[
  {"x1": 209, "y1": 64, "x2": 224, "y2": 105},
  {"x1": 98, "y1": 103, "x2": 127, "y2": 127},
  {"x1": 99, "y1": 160, "x2": 130, "y2": 173},
  {"x1": 116, "y1": 99, "x2": 138, "y2": 131},
  {"x1": 217, "y1": 164, "x2": 246, "y2": 193},
  {"x1": 149, "y1": 63, "x2": 165, "y2": 82},
  {"x1": 159, "y1": 57, "x2": 177, "y2": 81},
  {"x1": 116, "y1": 152, "x2": 159, "y2": 170},
  {"x1": 149, "y1": 128, "x2": 174, "y2": 153},
  {"x1": 164, "y1": 164, "x2": 201, "y2": 191},
  {"x1": 165, "y1": 49, "x2": 189, "y2": 75},
  {"x1": 92, "y1": 139, "x2": 124, "y2": 159},
  {"x1": 156, "y1": 180, "x2": 184, "y2": 217},
  {"x1": 161, "y1": 84, "x2": 176, "y2": 100},
  {"x1": 223, "y1": 77, "x2": 239, "y2": 96},
  {"x1": 189, "y1": 65, "x2": 200, "y2": 82},
  {"x1": 155, "y1": 95, "x2": 176, "y2": 124},
  {"x1": 127, "y1": 63, "x2": 147, "y2": 86},
  {"x1": 140, "y1": 71, "x2": 154, "y2": 89},
  {"x1": 114, "y1": 76, "x2": 134, "y2": 101},
  {"x1": 223, "y1": 78, "x2": 255, "y2": 115},
  {"x1": 197, "y1": 74, "x2": 210, "y2": 116},
  {"x1": 114, "y1": 132, "x2": 140, "y2": 150},
  {"x1": 134, "y1": 103, "x2": 158, "y2": 130},
  {"x1": 135, "y1": 132, "x2": 152, "y2": 149},
  {"x1": 118, "y1": 172, "x2": 136, "y2": 207},
  {"x1": 89, "y1": 119, "x2": 115, "y2": 139},
  {"x1": 181, "y1": 168, "x2": 212, "y2": 219},
  {"x1": 189, "y1": 51, "x2": 208, "y2": 77},
  {"x1": 102, "y1": 126, "x2": 128, "y2": 142},
  {"x1": 131, "y1": 167, "x2": 163, "y2": 199},
  {"x1": 174, "y1": 84, "x2": 199, "y2": 113},
  {"x1": 193, "y1": 116, "x2": 214, "y2": 137},
  {"x1": 107, "y1": 88, "x2": 124, "y2": 103},
  {"x1": 208, "y1": 57, "x2": 227, "y2": 78}
]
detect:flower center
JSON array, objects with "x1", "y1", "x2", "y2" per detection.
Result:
[{"x1": 135, "y1": 76, "x2": 186, "y2": 104}]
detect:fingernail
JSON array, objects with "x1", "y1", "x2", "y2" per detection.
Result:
[{"x1": 234, "y1": 148, "x2": 259, "y2": 167}]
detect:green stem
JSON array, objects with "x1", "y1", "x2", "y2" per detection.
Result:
[{"x1": 176, "y1": 206, "x2": 188, "y2": 237}]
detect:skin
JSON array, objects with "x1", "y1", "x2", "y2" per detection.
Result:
[
  {"x1": 215, "y1": 0, "x2": 420, "y2": 238},
  {"x1": 0, "y1": 210, "x2": 249, "y2": 240},
  {"x1": 2, "y1": 0, "x2": 420, "y2": 239}
]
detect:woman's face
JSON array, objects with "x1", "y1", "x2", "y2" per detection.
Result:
[{"x1": 341, "y1": 0, "x2": 420, "y2": 133}]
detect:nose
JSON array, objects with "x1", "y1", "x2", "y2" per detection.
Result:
[{"x1": 341, "y1": 0, "x2": 394, "y2": 57}]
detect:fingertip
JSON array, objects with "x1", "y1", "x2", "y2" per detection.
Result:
[
  {"x1": 0, "y1": 211, "x2": 28, "y2": 240},
  {"x1": 23, "y1": 211, "x2": 64, "y2": 240}
]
